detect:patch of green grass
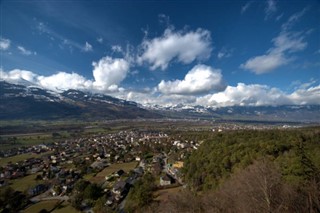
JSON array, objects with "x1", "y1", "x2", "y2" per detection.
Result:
[
  {"x1": 9, "y1": 173, "x2": 44, "y2": 192},
  {"x1": 23, "y1": 200, "x2": 60, "y2": 213},
  {"x1": 52, "y1": 201, "x2": 80, "y2": 213},
  {"x1": 0, "y1": 134, "x2": 54, "y2": 151},
  {"x1": 0, "y1": 151, "x2": 52, "y2": 167},
  {"x1": 83, "y1": 127, "x2": 108, "y2": 134},
  {"x1": 90, "y1": 161, "x2": 138, "y2": 184},
  {"x1": 83, "y1": 173, "x2": 96, "y2": 180}
]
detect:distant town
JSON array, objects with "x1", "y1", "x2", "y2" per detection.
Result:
[{"x1": 0, "y1": 127, "x2": 197, "y2": 212}]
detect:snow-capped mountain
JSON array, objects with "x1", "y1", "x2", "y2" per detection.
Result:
[
  {"x1": 143, "y1": 103, "x2": 320, "y2": 122},
  {"x1": 0, "y1": 81, "x2": 160, "y2": 120},
  {"x1": 1, "y1": 80, "x2": 319, "y2": 122}
]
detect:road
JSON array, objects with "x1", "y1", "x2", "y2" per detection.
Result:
[{"x1": 30, "y1": 188, "x2": 69, "y2": 202}]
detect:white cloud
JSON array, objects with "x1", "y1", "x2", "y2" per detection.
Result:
[
  {"x1": 0, "y1": 69, "x2": 38, "y2": 83},
  {"x1": 92, "y1": 56, "x2": 130, "y2": 91},
  {"x1": 265, "y1": 0, "x2": 277, "y2": 20},
  {"x1": 97, "y1": 37, "x2": 103, "y2": 43},
  {"x1": 241, "y1": 1, "x2": 252, "y2": 14},
  {"x1": 111, "y1": 45, "x2": 123, "y2": 53},
  {"x1": 17, "y1": 46, "x2": 36, "y2": 56},
  {"x1": 37, "y1": 72, "x2": 92, "y2": 91},
  {"x1": 125, "y1": 82, "x2": 320, "y2": 107},
  {"x1": 281, "y1": 7, "x2": 308, "y2": 31},
  {"x1": 196, "y1": 83, "x2": 320, "y2": 107},
  {"x1": 298, "y1": 79, "x2": 317, "y2": 90},
  {"x1": 138, "y1": 28, "x2": 212, "y2": 70},
  {"x1": 83, "y1": 42, "x2": 93, "y2": 52},
  {"x1": 0, "y1": 69, "x2": 91, "y2": 91},
  {"x1": 217, "y1": 47, "x2": 233, "y2": 59},
  {"x1": 288, "y1": 85, "x2": 320, "y2": 105},
  {"x1": 240, "y1": 53, "x2": 288, "y2": 74},
  {"x1": 196, "y1": 83, "x2": 290, "y2": 107},
  {"x1": 241, "y1": 9, "x2": 308, "y2": 74},
  {"x1": 158, "y1": 65, "x2": 225, "y2": 95},
  {"x1": 1, "y1": 69, "x2": 319, "y2": 107},
  {"x1": 36, "y1": 21, "x2": 87, "y2": 53},
  {"x1": 1, "y1": 55, "x2": 130, "y2": 93},
  {"x1": 241, "y1": 32, "x2": 307, "y2": 74},
  {"x1": 271, "y1": 32, "x2": 307, "y2": 54},
  {"x1": 0, "y1": 38, "x2": 11, "y2": 50},
  {"x1": 158, "y1": 14, "x2": 171, "y2": 26},
  {"x1": 276, "y1": 13, "x2": 284, "y2": 21}
]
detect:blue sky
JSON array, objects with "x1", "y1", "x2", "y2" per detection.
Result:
[{"x1": 0, "y1": 0, "x2": 319, "y2": 107}]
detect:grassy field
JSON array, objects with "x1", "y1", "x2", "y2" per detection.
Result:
[
  {"x1": 89, "y1": 161, "x2": 138, "y2": 184},
  {"x1": 9, "y1": 173, "x2": 44, "y2": 192},
  {"x1": 0, "y1": 151, "x2": 52, "y2": 167},
  {"x1": 23, "y1": 200, "x2": 60, "y2": 213},
  {"x1": 153, "y1": 186, "x2": 184, "y2": 202},
  {"x1": 0, "y1": 134, "x2": 55, "y2": 151},
  {"x1": 22, "y1": 200, "x2": 79, "y2": 213},
  {"x1": 52, "y1": 201, "x2": 80, "y2": 213}
]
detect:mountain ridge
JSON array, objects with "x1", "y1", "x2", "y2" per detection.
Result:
[
  {"x1": 0, "y1": 81, "x2": 161, "y2": 120},
  {"x1": 1, "y1": 80, "x2": 319, "y2": 122}
]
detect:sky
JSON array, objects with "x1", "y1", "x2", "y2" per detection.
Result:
[{"x1": 0, "y1": 0, "x2": 319, "y2": 107}]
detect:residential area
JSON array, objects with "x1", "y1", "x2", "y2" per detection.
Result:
[{"x1": 0, "y1": 130, "x2": 199, "y2": 212}]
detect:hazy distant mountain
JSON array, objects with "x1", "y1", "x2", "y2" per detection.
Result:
[
  {"x1": 0, "y1": 81, "x2": 319, "y2": 122},
  {"x1": 144, "y1": 103, "x2": 320, "y2": 123}
]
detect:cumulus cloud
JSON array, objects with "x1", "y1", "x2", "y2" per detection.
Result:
[
  {"x1": 123, "y1": 90, "x2": 159, "y2": 105},
  {"x1": 196, "y1": 83, "x2": 320, "y2": 107},
  {"x1": 1, "y1": 69, "x2": 38, "y2": 83},
  {"x1": 138, "y1": 28, "x2": 212, "y2": 70},
  {"x1": 240, "y1": 53, "x2": 288, "y2": 74},
  {"x1": 37, "y1": 72, "x2": 92, "y2": 91},
  {"x1": 0, "y1": 69, "x2": 91, "y2": 91},
  {"x1": 124, "y1": 82, "x2": 320, "y2": 107},
  {"x1": 83, "y1": 42, "x2": 93, "y2": 52},
  {"x1": 1, "y1": 55, "x2": 130, "y2": 93},
  {"x1": 124, "y1": 91, "x2": 197, "y2": 107},
  {"x1": 0, "y1": 38, "x2": 11, "y2": 50},
  {"x1": 288, "y1": 85, "x2": 320, "y2": 105},
  {"x1": 241, "y1": 9, "x2": 308, "y2": 74},
  {"x1": 1, "y1": 69, "x2": 319, "y2": 107},
  {"x1": 158, "y1": 65, "x2": 225, "y2": 95},
  {"x1": 197, "y1": 83, "x2": 290, "y2": 107},
  {"x1": 92, "y1": 56, "x2": 130, "y2": 91}
]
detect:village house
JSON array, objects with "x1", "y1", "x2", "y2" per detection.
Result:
[
  {"x1": 112, "y1": 180, "x2": 130, "y2": 201},
  {"x1": 160, "y1": 174, "x2": 173, "y2": 186}
]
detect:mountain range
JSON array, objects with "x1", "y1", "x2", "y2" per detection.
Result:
[{"x1": 0, "y1": 81, "x2": 319, "y2": 122}]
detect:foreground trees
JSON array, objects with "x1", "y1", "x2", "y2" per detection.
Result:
[
  {"x1": 184, "y1": 128, "x2": 320, "y2": 190},
  {"x1": 125, "y1": 173, "x2": 156, "y2": 213},
  {"x1": 154, "y1": 159, "x2": 319, "y2": 213},
  {"x1": 147, "y1": 128, "x2": 320, "y2": 213}
]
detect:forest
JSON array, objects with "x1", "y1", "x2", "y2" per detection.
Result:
[
  {"x1": 175, "y1": 127, "x2": 320, "y2": 212},
  {"x1": 127, "y1": 127, "x2": 320, "y2": 213}
]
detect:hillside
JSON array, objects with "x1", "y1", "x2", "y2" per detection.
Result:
[
  {"x1": 126, "y1": 128, "x2": 320, "y2": 213},
  {"x1": 0, "y1": 81, "x2": 161, "y2": 120}
]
